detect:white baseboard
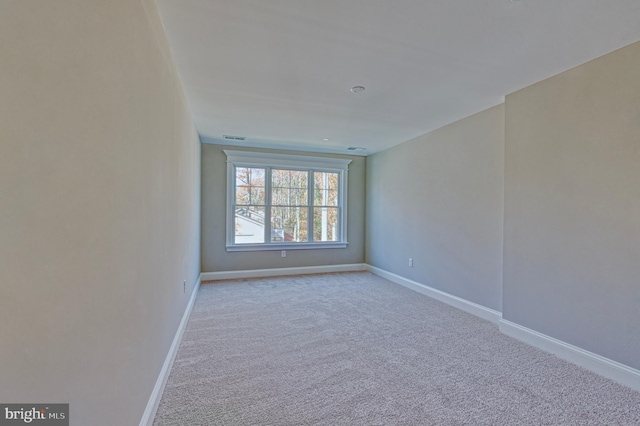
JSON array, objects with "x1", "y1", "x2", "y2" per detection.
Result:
[
  {"x1": 500, "y1": 319, "x2": 640, "y2": 392},
  {"x1": 365, "y1": 265, "x2": 502, "y2": 324},
  {"x1": 366, "y1": 265, "x2": 640, "y2": 391},
  {"x1": 200, "y1": 263, "x2": 366, "y2": 281},
  {"x1": 139, "y1": 275, "x2": 202, "y2": 426},
  {"x1": 140, "y1": 264, "x2": 640, "y2": 421}
]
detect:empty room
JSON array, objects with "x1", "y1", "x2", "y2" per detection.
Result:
[{"x1": 1, "y1": 1, "x2": 639, "y2": 425}]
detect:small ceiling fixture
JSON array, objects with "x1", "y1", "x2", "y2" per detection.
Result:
[
  {"x1": 350, "y1": 86, "x2": 365, "y2": 93},
  {"x1": 323, "y1": 138, "x2": 330, "y2": 141},
  {"x1": 223, "y1": 135, "x2": 246, "y2": 141}
]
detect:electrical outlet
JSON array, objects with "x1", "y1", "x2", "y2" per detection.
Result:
[
  {"x1": 183, "y1": 280, "x2": 186, "y2": 293},
  {"x1": 281, "y1": 250, "x2": 286, "y2": 258},
  {"x1": 408, "y1": 258, "x2": 413, "y2": 267}
]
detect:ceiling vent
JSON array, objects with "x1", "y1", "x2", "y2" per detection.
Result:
[
  {"x1": 346, "y1": 147, "x2": 365, "y2": 151},
  {"x1": 223, "y1": 135, "x2": 246, "y2": 141}
]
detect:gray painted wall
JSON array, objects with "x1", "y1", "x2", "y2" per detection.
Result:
[
  {"x1": 503, "y1": 41, "x2": 640, "y2": 370},
  {"x1": 0, "y1": 1, "x2": 201, "y2": 424},
  {"x1": 201, "y1": 143, "x2": 366, "y2": 272},
  {"x1": 366, "y1": 105, "x2": 505, "y2": 311}
]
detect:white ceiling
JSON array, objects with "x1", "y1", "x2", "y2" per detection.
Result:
[{"x1": 156, "y1": 0, "x2": 640, "y2": 156}]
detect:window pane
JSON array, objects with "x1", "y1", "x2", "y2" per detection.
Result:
[
  {"x1": 326, "y1": 189, "x2": 338, "y2": 206},
  {"x1": 236, "y1": 167, "x2": 251, "y2": 185},
  {"x1": 290, "y1": 170, "x2": 308, "y2": 189},
  {"x1": 314, "y1": 189, "x2": 338, "y2": 206},
  {"x1": 250, "y1": 187, "x2": 265, "y2": 204},
  {"x1": 314, "y1": 207, "x2": 339, "y2": 242},
  {"x1": 271, "y1": 169, "x2": 308, "y2": 206},
  {"x1": 271, "y1": 207, "x2": 308, "y2": 242},
  {"x1": 271, "y1": 187, "x2": 288, "y2": 206},
  {"x1": 236, "y1": 187, "x2": 264, "y2": 205},
  {"x1": 271, "y1": 169, "x2": 290, "y2": 187},
  {"x1": 236, "y1": 167, "x2": 265, "y2": 186},
  {"x1": 288, "y1": 188, "x2": 307, "y2": 206},
  {"x1": 236, "y1": 185, "x2": 250, "y2": 205},
  {"x1": 250, "y1": 168, "x2": 265, "y2": 182},
  {"x1": 234, "y1": 206, "x2": 265, "y2": 244},
  {"x1": 314, "y1": 171, "x2": 339, "y2": 190},
  {"x1": 235, "y1": 167, "x2": 265, "y2": 205},
  {"x1": 314, "y1": 172, "x2": 339, "y2": 206}
]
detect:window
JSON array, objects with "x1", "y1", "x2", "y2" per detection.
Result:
[{"x1": 225, "y1": 150, "x2": 351, "y2": 251}]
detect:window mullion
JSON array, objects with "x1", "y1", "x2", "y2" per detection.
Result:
[
  {"x1": 307, "y1": 170, "x2": 314, "y2": 242},
  {"x1": 265, "y1": 167, "x2": 272, "y2": 244},
  {"x1": 339, "y1": 170, "x2": 346, "y2": 242},
  {"x1": 230, "y1": 165, "x2": 237, "y2": 246}
]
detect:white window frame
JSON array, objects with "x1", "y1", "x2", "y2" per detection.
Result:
[{"x1": 224, "y1": 150, "x2": 351, "y2": 252}]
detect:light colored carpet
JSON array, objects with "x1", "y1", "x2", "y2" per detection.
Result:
[{"x1": 154, "y1": 272, "x2": 640, "y2": 425}]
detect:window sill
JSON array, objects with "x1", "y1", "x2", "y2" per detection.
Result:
[{"x1": 226, "y1": 242, "x2": 348, "y2": 252}]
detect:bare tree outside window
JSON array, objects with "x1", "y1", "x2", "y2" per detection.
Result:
[
  {"x1": 271, "y1": 169, "x2": 308, "y2": 242},
  {"x1": 234, "y1": 167, "x2": 265, "y2": 244},
  {"x1": 313, "y1": 172, "x2": 339, "y2": 242}
]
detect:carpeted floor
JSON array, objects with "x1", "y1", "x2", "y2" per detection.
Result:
[{"x1": 153, "y1": 272, "x2": 640, "y2": 425}]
